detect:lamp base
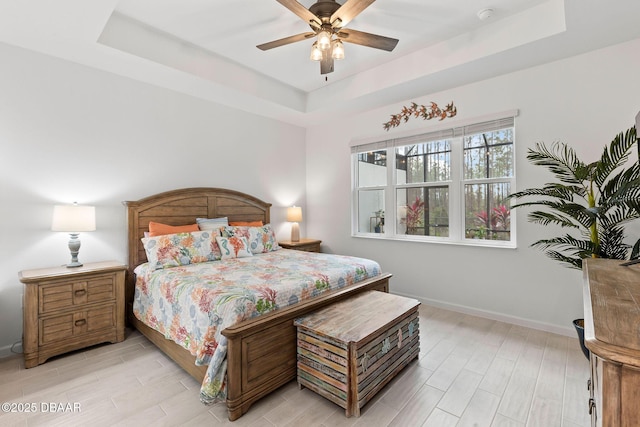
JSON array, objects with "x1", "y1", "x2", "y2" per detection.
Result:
[
  {"x1": 66, "y1": 261, "x2": 83, "y2": 268},
  {"x1": 67, "y1": 233, "x2": 83, "y2": 268},
  {"x1": 291, "y1": 222, "x2": 300, "y2": 242}
]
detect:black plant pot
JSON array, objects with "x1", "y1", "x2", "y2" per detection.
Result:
[{"x1": 573, "y1": 318, "x2": 590, "y2": 360}]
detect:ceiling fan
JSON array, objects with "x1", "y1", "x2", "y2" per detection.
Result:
[{"x1": 257, "y1": 0, "x2": 399, "y2": 75}]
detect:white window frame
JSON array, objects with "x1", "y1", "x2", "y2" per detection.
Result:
[{"x1": 351, "y1": 110, "x2": 518, "y2": 248}]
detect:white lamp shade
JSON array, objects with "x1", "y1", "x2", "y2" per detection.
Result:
[
  {"x1": 287, "y1": 206, "x2": 302, "y2": 222},
  {"x1": 52, "y1": 205, "x2": 96, "y2": 232}
]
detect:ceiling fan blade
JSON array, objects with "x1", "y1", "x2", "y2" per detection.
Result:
[
  {"x1": 276, "y1": 0, "x2": 321, "y2": 28},
  {"x1": 257, "y1": 32, "x2": 315, "y2": 50},
  {"x1": 331, "y1": 0, "x2": 375, "y2": 28},
  {"x1": 320, "y1": 49, "x2": 334, "y2": 74},
  {"x1": 337, "y1": 28, "x2": 398, "y2": 51}
]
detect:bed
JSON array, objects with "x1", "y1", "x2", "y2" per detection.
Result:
[{"x1": 123, "y1": 187, "x2": 392, "y2": 421}]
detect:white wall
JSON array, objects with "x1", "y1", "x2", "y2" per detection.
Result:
[
  {"x1": 0, "y1": 42, "x2": 307, "y2": 356},
  {"x1": 2, "y1": 35, "x2": 639, "y2": 357},
  {"x1": 306, "y1": 37, "x2": 640, "y2": 335}
]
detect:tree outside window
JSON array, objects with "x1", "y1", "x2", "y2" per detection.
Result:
[
  {"x1": 463, "y1": 128, "x2": 513, "y2": 241},
  {"x1": 352, "y1": 115, "x2": 516, "y2": 247}
]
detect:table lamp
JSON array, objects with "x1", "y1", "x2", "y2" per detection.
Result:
[
  {"x1": 286, "y1": 206, "x2": 302, "y2": 242},
  {"x1": 51, "y1": 203, "x2": 96, "y2": 267}
]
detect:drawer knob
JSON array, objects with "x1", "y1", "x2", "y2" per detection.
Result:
[
  {"x1": 74, "y1": 289, "x2": 87, "y2": 296},
  {"x1": 74, "y1": 319, "x2": 87, "y2": 327}
]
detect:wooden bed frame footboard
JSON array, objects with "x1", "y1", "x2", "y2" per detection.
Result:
[
  {"x1": 222, "y1": 273, "x2": 390, "y2": 420},
  {"x1": 123, "y1": 187, "x2": 392, "y2": 421}
]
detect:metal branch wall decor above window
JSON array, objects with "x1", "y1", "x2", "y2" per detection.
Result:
[{"x1": 383, "y1": 102, "x2": 457, "y2": 131}]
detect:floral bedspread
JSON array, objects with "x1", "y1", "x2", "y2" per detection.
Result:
[{"x1": 132, "y1": 249, "x2": 381, "y2": 404}]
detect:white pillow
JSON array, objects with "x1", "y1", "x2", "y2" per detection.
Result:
[{"x1": 197, "y1": 217, "x2": 229, "y2": 231}]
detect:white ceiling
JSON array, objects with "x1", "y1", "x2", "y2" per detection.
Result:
[
  {"x1": 113, "y1": 0, "x2": 546, "y2": 93},
  {"x1": 1, "y1": 0, "x2": 640, "y2": 126}
]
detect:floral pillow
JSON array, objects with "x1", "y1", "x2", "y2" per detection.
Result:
[
  {"x1": 142, "y1": 230, "x2": 221, "y2": 270},
  {"x1": 222, "y1": 224, "x2": 279, "y2": 254},
  {"x1": 215, "y1": 235, "x2": 253, "y2": 259}
]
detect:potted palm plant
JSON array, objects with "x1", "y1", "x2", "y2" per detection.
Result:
[{"x1": 508, "y1": 125, "x2": 640, "y2": 358}]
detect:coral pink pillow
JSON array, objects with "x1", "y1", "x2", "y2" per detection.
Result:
[{"x1": 148, "y1": 221, "x2": 199, "y2": 237}]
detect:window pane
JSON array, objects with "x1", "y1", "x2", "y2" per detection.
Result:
[
  {"x1": 352, "y1": 117, "x2": 515, "y2": 246},
  {"x1": 396, "y1": 187, "x2": 449, "y2": 237},
  {"x1": 396, "y1": 140, "x2": 450, "y2": 184},
  {"x1": 463, "y1": 128, "x2": 513, "y2": 179},
  {"x1": 358, "y1": 189, "x2": 385, "y2": 233},
  {"x1": 464, "y1": 183, "x2": 511, "y2": 241},
  {"x1": 358, "y1": 150, "x2": 387, "y2": 187}
]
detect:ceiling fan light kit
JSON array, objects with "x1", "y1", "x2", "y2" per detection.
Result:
[
  {"x1": 317, "y1": 29, "x2": 332, "y2": 50},
  {"x1": 332, "y1": 39, "x2": 345, "y2": 60},
  {"x1": 310, "y1": 42, "x2": 323, "y2": 61},
  {"x1": 258, "y1": 0, "x2": 399, "y2": 75}
]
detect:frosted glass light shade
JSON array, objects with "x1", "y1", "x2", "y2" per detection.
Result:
[
  {"x1": 287, "y1": 206, "x2": 302, "y2": 222},
  {"x1": 52, "y1": 205, "x2": 96, "y2": 232},
  {"x1": 310, "y1": 42, "x2": 323, "y2": 61},
  {"x1": 332, "y1": 40, "x2": 345, "y2": 60},
  {"x1": 317, "y1": 30, "x2": 331, "y2": 50}
]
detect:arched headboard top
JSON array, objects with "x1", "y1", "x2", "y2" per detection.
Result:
[{"x1": 123, "y1": 187, "x2": 271, "y2": 292}]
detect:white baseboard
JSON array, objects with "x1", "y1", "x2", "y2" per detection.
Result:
[
  {"x1": 0, "y1": 341, "x2": 22, "y2": 359},
  {"x1": 393, "y1": 291, "x2": 576, "y2": 338}
]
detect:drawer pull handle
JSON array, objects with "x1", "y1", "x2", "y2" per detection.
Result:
[
  {"x1": 587, "y1": 379, "x2": 591, "y2": 391},
  {"x1": 74, "y1": 290, "x2": 87, "y2": 296},
  {"x1": 588, "y1": 398, "x2": 596, "y2": 415},
  {"x1": 75, "y1": 319, "x2": 87, "y2": 327}
]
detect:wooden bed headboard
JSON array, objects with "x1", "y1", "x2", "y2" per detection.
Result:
[{"x1": 122, "y1": 187, "x2": 271, "y2": 304}]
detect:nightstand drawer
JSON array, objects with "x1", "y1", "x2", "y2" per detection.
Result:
[
  {"x1": 293, "y1": 245, "x2": 319, "y2": 252},
  {"x1": 39, "y1": 274, "x2": 116, "y2": 314},
  {"x1": 39, "y1": 304, "x2": 116, "y2": 346},
  {"x1": 278, "y1": 239, "x2": 322, "y2": 253},
  {"x1": 20, "y1": 261, "x2": 126, "y2": 368}
]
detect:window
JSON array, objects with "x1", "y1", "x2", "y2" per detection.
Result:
[{"x1": 351, "y1": 114, "x2": 516, "y2": 247}]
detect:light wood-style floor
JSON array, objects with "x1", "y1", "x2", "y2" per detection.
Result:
[{"x1": 0, "y1": 305, "x2": 590, "y2": 426}]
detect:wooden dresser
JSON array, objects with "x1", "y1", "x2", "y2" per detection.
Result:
[
  {"x1": 583, "y1": 258, "x2": 640, "y2": 427},
  {"x1": 19, "y1": 261, "x2": 126, "y2": 368}
]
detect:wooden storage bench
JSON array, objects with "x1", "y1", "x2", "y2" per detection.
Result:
[{"x1": 294, "y1": 291, "x2": 420, "y2": 417}]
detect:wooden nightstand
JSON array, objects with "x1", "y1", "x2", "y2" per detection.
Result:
[
  {"x1": 19, "y1": 260, "x2": 127, "y2": 368},
  {"x1": 278, "y1": 238, "x2": 322, "y2": 253}
]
